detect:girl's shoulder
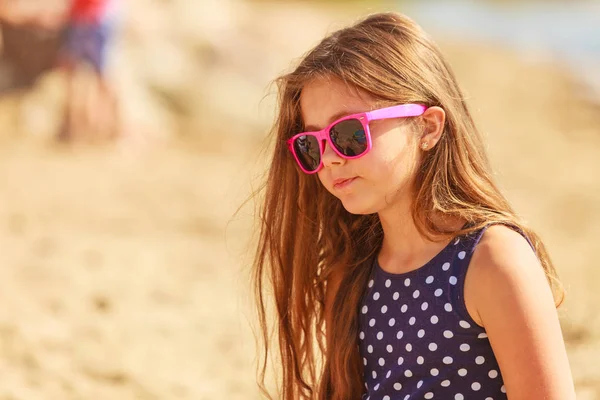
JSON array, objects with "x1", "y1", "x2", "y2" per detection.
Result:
[
  {"x1": 470, "y1": 224, "x2": 539, "y2": 280},
  {"x1": 465, "y1": 224, "x2": 551, "y2": 325}
]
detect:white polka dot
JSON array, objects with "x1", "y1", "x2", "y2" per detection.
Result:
[
  {"x1": 458, "y1": 251, "x2": 466, "y2": 259},
  {"x1": 454, "y1": 238, "x2": 460, "y2": 245},
  {"x1": 404, "y1": 369, "x2": 412, "y2": 377},
  {"x1": 428, "y1": 343, "x2": 438, "y2": 351},
  {"x1": 458, "y1": 368, "x2": 467, "y2": 376},
  {"x1": 424, "y1": 393, "x2": 433, "y2": 399},
  {"x1": 406, "y1": 343, "x2": 412, "y2": 352},
  {"x1": 385, "y1": 279, "x2": 391, "y2": 288},
  {"x1": 379, "y1": 357, "x2": 385, "y2": 366},
  {"x1": 485, "y1": 398, "x2": 493, "y2": 400},
  {"x1": 455, "y1": 394, "x2": 464, "y2": 400},
  {"x1": 442, "y1": 357, "x2": 452, "y2": 365},
  {"x1": 445, "y1": 303, "x2": 453, "y2": 312},
  {"x1": 430, "y1": 368, "x2": 439, "y2": 376},
  {"x1": 372, "y1": 370, "x2": 377, "y2": 379},
  {"x1": 476, "y1": 356, "x2": 485, "y2": 365},
  {"x1": 443, "y1": 330, "x2": 454, "y2": 338},
  {"x1": 363, "y1": 357, "x2": 367, "y2": 366},
  {"x1": 386, "y1": 344, "x2": 393, "y2": 353},
  {"x1": 417, "y1": 329, "x2": 425, "y2": 338},
  {"x1": 401, "y1": 304, "x2": 408, "y2": 313},
  {"x1": 459, "y1": 320, "x2": 471, "y2": 329},
  {"x1": 394, "y1": 382, "x2": 402, "y2": 391},
  {"x1": 386, "y1": 370, "x2": 392, "y2": 378},
  {"x1": 442, "y1": 262, "x2": 451, "y2": 271},
  {"x1": 472, "y1": 382, "x2": 481, "y2": 391},
  {"x1": 393, "y1": 292, "x2": 400, "y2": 300},
  {"x1": 441, "y1": 380, "x2": 451, "y2": 387},
  {"x1": 478, "y1": 332, "x2": 488, "y2": 339},
  {"x1": 383, "y1": 396, "x2": 390, "y2": 400},
  {"x1": 381, "y1": 305, "x2": 388, "y2": 313},
  {"x1": 417, "y1": 356, "x2": 424, "y2": 365},
  {"x1": 404, "y1": 395, "x2": 410, "y2": 400},
  {"x1": 421, "y1": 302, "x2": 429, "y2": 311},
  {"x1": 426, "y1": 276, "x2": 434, "y2": 284},
  {"x1": 362, "y1": 306, "x2": 368, "y2": 314},
  {"x1": 374, "y1": 383, "x2": 380, "y2": 391},
  {"x1": 417, "y1": 380, "x2": 424, "y2": 389},
  {"x1": 434, "y1": 289, "x2": 443, "y2": 297},
  {"x1": 413, "y1": 290, "x2": 420, "y2": 299},
  {"x1": 359, "y1": 331, "x2": 365, "y2": 340},
  {"x1": 431, "y1": 315, "x2": 439, "y2": 324},
  {"x1": 460, "y1": 344, "x2": 470, "y2": 352},
  {"x1": 409, "y1": 317, "x2": 416, "y2": 325},
  {"x1": 389, "y1": 318, "x2": 396, "y2": 327},
  {"x1": 488, "y1": 369, "x2": 498, "y2": 379},
  {"x1": 404, "y1": 278, "x2": 411, "y2": 287},
  {"x1": 397, "y1": 330, "x2": 404, "y2": 339},
  {"x1": 501, "y1": 385, "x2": 506, "y2": 393},
  {"x1": 373, "y1": 292, "x2": 380, "y2": 300},
  {"x1": 377, "y1": 332, "x2": 384, "y2": 340},
  {"x1": 449, "y1": 276, "x2": 458, "y2": 285},
  {"x1": 369, "y1": 318, "x2": 376, "y2": 327},
  {"x1": 368, "y1": 279, "x2": 374, "y2": 288},
  {"x1": 365, "y1": 382, "x2": 368, "y2": 390},
  {"x1": 397, "y1": 356, "x2": 404, "y2": 365},
  {"x1": 367, "y1": 345, "x2": 373, "y2": 353}
]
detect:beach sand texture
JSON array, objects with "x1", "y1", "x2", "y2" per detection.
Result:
[{"x1": 0, "y1": 1, "x2": 598, "y2": 399}]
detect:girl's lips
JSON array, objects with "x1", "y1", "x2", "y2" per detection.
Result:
[{"x1": 333, "y1": 177, "x2": 357, "y2": 189}]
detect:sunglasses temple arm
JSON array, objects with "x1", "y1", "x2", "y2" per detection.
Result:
[{"x1": 367, "y1": 104, "x2": 427, "y2": 120}]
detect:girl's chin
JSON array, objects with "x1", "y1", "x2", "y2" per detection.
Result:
[{"x1": 340, "y1": 198, "x2": 378, "y2": 215}]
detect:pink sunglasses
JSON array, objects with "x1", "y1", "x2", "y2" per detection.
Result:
[{"x1": 287, "y1": 104, "x2": 427, "y2": 174}]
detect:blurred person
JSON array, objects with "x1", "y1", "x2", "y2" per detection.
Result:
[
  {"x1": 54, "y1": 0, "x2": 122, "y2": 143},
  {"x1": 252, "y1": 12, "x2": 575, "y2": 400}
]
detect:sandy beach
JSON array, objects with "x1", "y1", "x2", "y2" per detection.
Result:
[{"x1": 0, "y1": 1, "x2": 598, "y2": 399}]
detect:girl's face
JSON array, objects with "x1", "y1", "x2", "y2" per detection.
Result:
[{"x1": 300, "y1": 77, "x2": 423, "y2": 215}]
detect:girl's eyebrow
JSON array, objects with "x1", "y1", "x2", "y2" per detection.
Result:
[{"x1": 304, "y1": 109, "x2": 366, "y2": 131}]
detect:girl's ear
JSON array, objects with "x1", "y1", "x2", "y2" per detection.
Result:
[{"x1": 418, "y1": 106, "x2": 445, "y2": 151}]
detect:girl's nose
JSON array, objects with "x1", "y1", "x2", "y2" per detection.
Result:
[{"x1": 321, "y1": 141, "x2": 346, "y2": 168}]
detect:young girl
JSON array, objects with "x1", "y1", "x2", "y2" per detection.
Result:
[{"x1": 252, "y1": 12, "x2": 575, "y2": 400}]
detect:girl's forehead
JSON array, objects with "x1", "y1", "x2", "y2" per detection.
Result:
[{"x1": 299, "y1": 77, "x2": 375, "y2": 130}]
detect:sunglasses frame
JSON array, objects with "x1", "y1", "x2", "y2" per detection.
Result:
[{"x1": 287, "y1": 103, "x2": 428, "y2": 174}]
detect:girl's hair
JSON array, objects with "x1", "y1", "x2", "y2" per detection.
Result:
[{"x1": 251, "y1": 11, "x2": 563, "y2": 400}]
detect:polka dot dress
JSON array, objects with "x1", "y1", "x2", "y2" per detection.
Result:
[{"x1": 359, "y1": 227, "x2": 508, "y2": 399}]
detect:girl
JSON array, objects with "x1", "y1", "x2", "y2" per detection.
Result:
[{"x1": 252, "y1": 12, "x2": 575, "y2": 400}]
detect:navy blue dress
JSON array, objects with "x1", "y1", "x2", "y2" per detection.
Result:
[{"x1": 359, "y1": 227, "x2": 508, "y2": 400}]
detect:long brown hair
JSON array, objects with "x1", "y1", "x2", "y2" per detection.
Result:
[{"x1": 251, "y1": 12, "x2": 563, "y2": 400}]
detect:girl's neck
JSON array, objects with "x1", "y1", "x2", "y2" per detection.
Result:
[{"x1": 377, "y1": 205, "x2": 464, "y2": 275}]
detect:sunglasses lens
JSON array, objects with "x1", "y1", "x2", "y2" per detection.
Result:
[
  {"x1": 293, "y1": 134, "x2": 321, "y2": 172},
  {"x1": 330, "y1": 119, "x2": 368, "y2": 157}
]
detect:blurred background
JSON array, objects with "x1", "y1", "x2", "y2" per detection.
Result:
[{"x1": 0, "y1": 0, "x2": 598, "y2": 399}]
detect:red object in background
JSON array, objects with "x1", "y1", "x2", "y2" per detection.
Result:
[{"x1": 70, "y1": 0, "x2": 111, "y2": 23}]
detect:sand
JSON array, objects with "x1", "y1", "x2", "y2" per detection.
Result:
[{"x1": 0, "y1": 1, "x2": 598, "y2": 399}]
